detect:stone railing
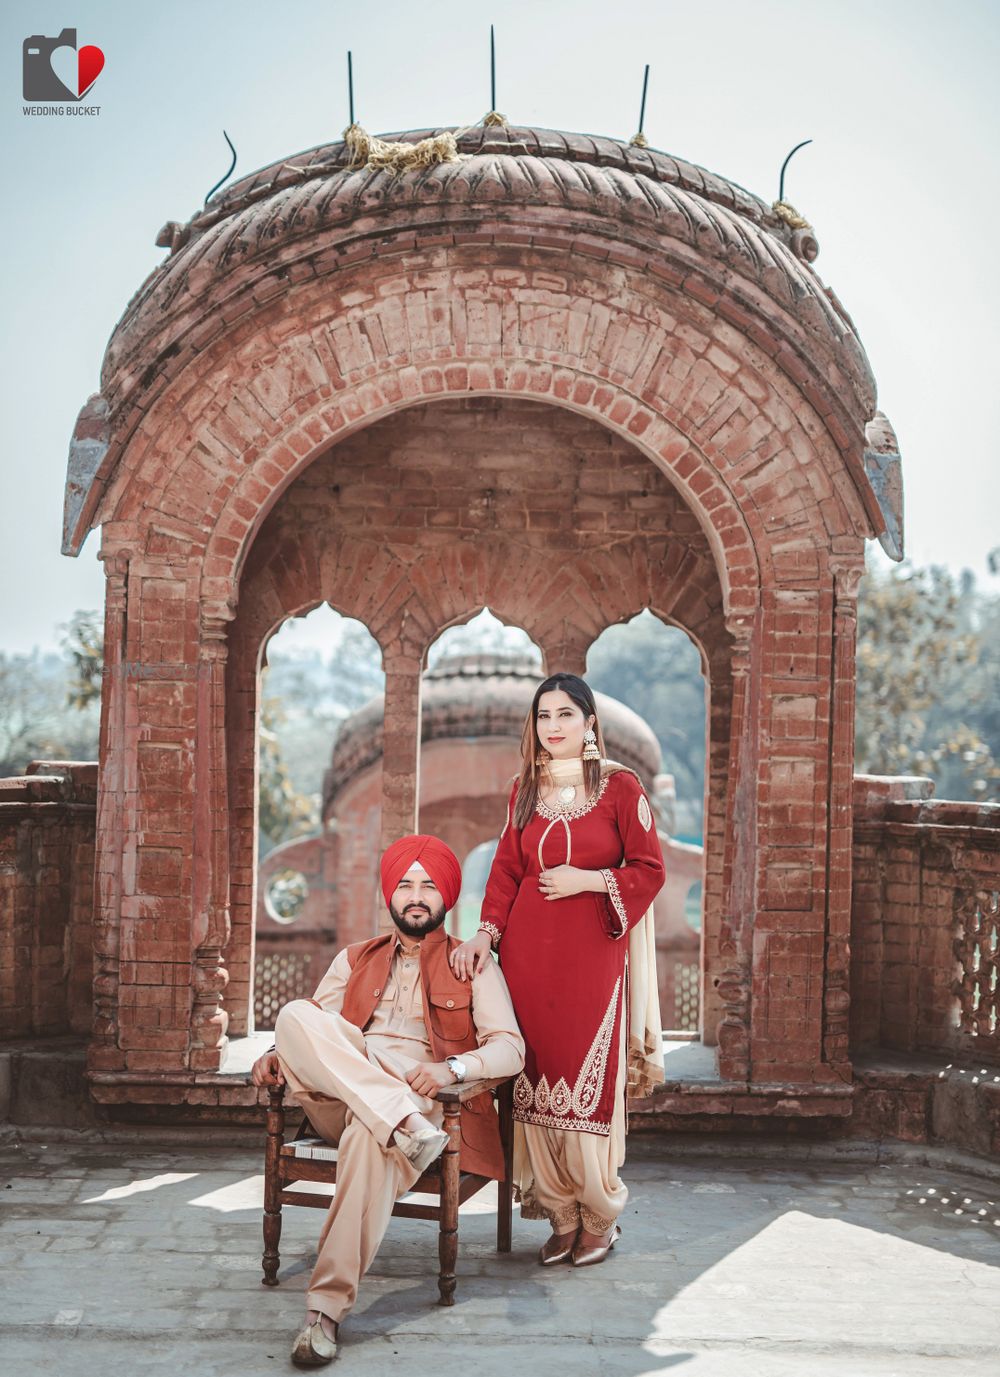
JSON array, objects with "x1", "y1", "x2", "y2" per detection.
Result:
[
  {"x1": 0, "y1": 762, "x2": 96, "y2": 1039},
  {"x1": 850, "y1": 775, "x2": 1000, "y2": 1062}
]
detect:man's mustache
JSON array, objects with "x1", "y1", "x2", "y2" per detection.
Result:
[{"x1": 403, "y1": 903, "x2": 431, "y2": 917}]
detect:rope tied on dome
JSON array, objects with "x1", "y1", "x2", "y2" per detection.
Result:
[
  {"x1": 772, "y1": 200, "x2": 812, "y2": 230},
  {"x1": 343, "y1": 124, "x2": 464, "y2": 173}
]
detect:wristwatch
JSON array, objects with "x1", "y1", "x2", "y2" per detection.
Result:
[{"x1": 445, "y1": 1056, "x2": 468, "y2": 1083}]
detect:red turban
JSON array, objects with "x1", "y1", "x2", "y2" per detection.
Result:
[{"x1": 380, "y1": 834, "x2": 463, "y2": 913}]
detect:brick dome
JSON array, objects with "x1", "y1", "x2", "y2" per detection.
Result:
[
  {"x1": 322, "y1": 651, "x2": 663, "y2": 815},
  {"x1": 64, "y1": 125, "x2": 895, "y2": 562}
]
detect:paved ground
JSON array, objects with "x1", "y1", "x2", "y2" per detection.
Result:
[{"x1": 1, "y1": 1135, "x2": 999, "y2": 1376}]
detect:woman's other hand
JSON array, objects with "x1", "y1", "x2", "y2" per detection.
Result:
[
  {"x1": 538, "y1": 865, "x2": 593, "y2": 900},
  {"x1": 449, "y1": 929, "x2": 492, "y2": 981}
]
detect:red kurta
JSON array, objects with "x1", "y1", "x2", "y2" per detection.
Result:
[{"x1": 480, "y1": 767, "x2": 665, "y2": 1136}]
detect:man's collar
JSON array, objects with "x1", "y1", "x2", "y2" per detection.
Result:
[{"x1": 390, "y1": 923, "x2": 449, "y2": 956}]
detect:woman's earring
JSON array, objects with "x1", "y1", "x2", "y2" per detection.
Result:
[
  {"x1": 535, "y1": 747, "x2": 552, "y2": 767},
  {"x1": 582, "y1": 727, "x2": 601, "y2": 762}
]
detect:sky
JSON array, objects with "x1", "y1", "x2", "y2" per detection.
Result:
[{"x1": 2, "y1": 0, "x2": 999, "y2": 657}]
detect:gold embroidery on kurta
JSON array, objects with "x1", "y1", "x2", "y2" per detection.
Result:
[{"x1": 512, "y1": 976, "x2": 621, "y2": 1134}]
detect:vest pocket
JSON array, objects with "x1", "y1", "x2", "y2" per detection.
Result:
[{"x1": 427, "y1": 985, "x2": 472, "y2": 1041}]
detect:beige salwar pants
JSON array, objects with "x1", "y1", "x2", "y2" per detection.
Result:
[
  {"x1": 274, "y1": 999, "x2": 441, "y2": 1322},
  {"x1": 515, "y1": 1016, "x2": 628, "y2": 1234}
]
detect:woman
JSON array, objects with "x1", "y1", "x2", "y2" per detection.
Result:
[{"x1": 450, "y1": 673, "x2": 665, "y2": 1266}]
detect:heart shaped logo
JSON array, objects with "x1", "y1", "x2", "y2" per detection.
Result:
[
  {"x1": 44, "y1": 35, "x2": 104, "y2": 100},
  {"x1": 77, "y1": 44, "x2": 104, "y2": 98}
]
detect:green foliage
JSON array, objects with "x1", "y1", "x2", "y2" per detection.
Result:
[
  {"x1": 855, "y1": 561, "x2": 1000, "y2": 801},
  {"x1": 253, "y1": 695, "x2": 319, "y2": 854},
  {"x1": 586, "y1": 611, "x2": 706, "y2": 837},
  {"x1": 61, "y1": 609, "x2": 104, "y2": 709},
  {"x1": 0, "y1": 648, "x2": 100, "y2": 776}
]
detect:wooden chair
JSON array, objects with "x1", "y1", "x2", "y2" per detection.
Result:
[{"x1": 262, "y1": 1076, "x2": 514, "y2": 1305}]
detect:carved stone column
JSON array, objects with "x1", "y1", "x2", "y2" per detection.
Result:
[
  {"x1": 190, "y1": 613, "x2": 233, "y2": 1071},
  {"x1": 88, "y1": 551, "x2": 129, "y2": 1075},
  {"x1": 714, "y1": 616, "x2": 756, "y2": 1082},
  {"x1": 823, "y1": 560, "x2": 864, "y2": 1078}
]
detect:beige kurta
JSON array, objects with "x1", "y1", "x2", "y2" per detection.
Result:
[{"x1": 275, "y1": 936, "x2": 523, "y2": 1323}]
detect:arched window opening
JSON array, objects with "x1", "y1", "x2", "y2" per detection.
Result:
[
  {"x1": 586, "y1": 611, "x2": 707, "y2": 1037},
  {"x1": 252, "y1": 605, "x2": 383, "y2": 1030}
]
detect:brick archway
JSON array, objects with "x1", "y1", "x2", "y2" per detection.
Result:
[{"x1": 67, "y1": 126, "x2": 897, "y2": 1104}]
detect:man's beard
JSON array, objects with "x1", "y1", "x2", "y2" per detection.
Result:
[{"x1": 389, "y1": 898, "x2": 448, "y2": 938}]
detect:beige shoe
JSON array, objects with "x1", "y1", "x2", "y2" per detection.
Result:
[
  {"x1": 571, "y1": 1223, "x2": 622, "y2": 1268},
  {"x1": 538, "y1": 1228, "x2": 580, "y2": 1266},
  {"x1": 290, "y1": 1317, "x2": 338, "y2": 1367},
  {"x1": 392, "y1": 1125, "x2": 449, "y2": 1175}
]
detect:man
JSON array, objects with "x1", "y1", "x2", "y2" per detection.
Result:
[{"x1": 252, "y1": 834, "x2": 524, "y2": 1367}]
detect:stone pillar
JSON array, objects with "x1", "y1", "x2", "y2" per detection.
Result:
[
  {"x1": 538, "y1": 633, "x2": 588, "y2": 678},
  {"x1": 190, "y1": 613, "x2": 233, "y2": 1070},
  {"x1": 823, "y1": 561, "x2": 864, "y2": 1078},
  {"x1": 715, "y1": 618, "x2": 755, "y2": 1081},
  {"x1": 700, "y1": 645, "x2": 734, "y2": 1048},
  {"x1": 378, "y1": 645, "x2": 422, "y2": 932},
  {"x1": 88, "y1": 551, "x2": 129, "y2": 1074}
]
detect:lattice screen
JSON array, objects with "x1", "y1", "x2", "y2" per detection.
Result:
[
  {"x1": 255, "y1": 950, "x2": 313, "y2": 1029},
  {"x1": 673, "y1": 960, "x2": 700, "y2": 1033},
  {"x1": 953, "y1": 889, "x2": 1000, "y2": 1040}
]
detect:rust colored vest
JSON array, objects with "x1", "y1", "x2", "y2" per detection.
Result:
[{"x1": 340, "y1": 924, "x2": 505, "y2": 1180}]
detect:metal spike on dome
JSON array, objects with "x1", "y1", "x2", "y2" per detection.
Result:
[
  {"x1": 203, "y1": 130, "x2": 237, "y2": 206},
  {"x1": 778, "y1": 139, "x2": 812, "y2": 204},
  {"x1": 629, "y1": 65, "x2": 651, "y2": 148}
]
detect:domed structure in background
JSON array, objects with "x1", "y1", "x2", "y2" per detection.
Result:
[{"x1": 255, "y1": 653, "x2": 703, "y2": 1030}]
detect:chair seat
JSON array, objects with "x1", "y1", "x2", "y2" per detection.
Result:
[
  {"x1": 280, "y1": 1136, "x2": 340, "y2": 1162},
  {"x1": 280, "y1": 1135, "x2": 447, "y2": 1187}
]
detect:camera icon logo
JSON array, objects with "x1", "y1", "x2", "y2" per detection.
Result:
[{"x1": 23, "y1": 28, "x2": 105, "y2": 101}]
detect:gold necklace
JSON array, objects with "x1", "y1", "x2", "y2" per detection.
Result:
[{"x1": 544, "y1": 758, "x2": 585, "y2": 808}]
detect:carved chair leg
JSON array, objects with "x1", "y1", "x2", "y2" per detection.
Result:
[
  {"x1": 262, "y1": 1084, "x2": 285, "y2": 1286},
  {"x1": 497, "y1": 1079, "x2": 514, "y2": 1254},
  {"x1": 437, "y1": 1103, "x2": 461, "y2": 1306}
]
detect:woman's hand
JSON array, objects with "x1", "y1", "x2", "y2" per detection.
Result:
[
  {"x1": 449, "y1": 929, "x2": 492, "y2": 981},
  {"x1": 538, "y1": 865, "x2": 594, "y2": 900}
]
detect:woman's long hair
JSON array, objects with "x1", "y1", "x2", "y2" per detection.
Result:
[{"x1": 512, "y1": 673, "x2": 607, "y2": 829}]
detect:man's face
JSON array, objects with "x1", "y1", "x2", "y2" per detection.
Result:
[{"x1": 389, "y1": 864, "x2": 448, "y2": 937}]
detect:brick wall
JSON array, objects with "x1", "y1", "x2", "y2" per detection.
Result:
[
  {"x1": 851, "y1": 775, "x2": 1000, "y2": 1061},
  {"x1": 0, "y1": 763, "x2": 96, "y2": 1039}
]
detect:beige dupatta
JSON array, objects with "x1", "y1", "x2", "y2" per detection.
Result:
[{"x1": 626, "y1": 907, "x2": 664, "y2": 1098}]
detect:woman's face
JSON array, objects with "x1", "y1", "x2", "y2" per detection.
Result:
[{"x1": 536, "y1": 689, "x2": 594, "y2": 761}]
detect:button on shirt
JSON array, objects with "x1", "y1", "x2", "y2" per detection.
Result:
[{"x1": 310, "y1": 936, "x2": 523, "y2": 1083}]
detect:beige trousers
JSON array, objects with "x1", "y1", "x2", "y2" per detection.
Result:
[
  {"x1": 274, "y1": 1000, "x2": 441, "y2": 1322},
  {"x1": 515, "y1": 1017, "x2": 628, "y2": 1234}
]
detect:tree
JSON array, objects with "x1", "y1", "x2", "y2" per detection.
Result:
[
  {"x1": 586, "y1": 612, "x2": 706, "y2": 837},
  {"x1": 0, "y1": 649, "x2": 100, "y2": 776},
  {"x1": 257, "y1": 696, "x2": 319, "y2": 853},
  {"x1": 61, "y1": 609, "x2": 104, "y2": 709},
  {"x1": 855, "y1": 561, "x2": 1000, "y2": 801}
]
